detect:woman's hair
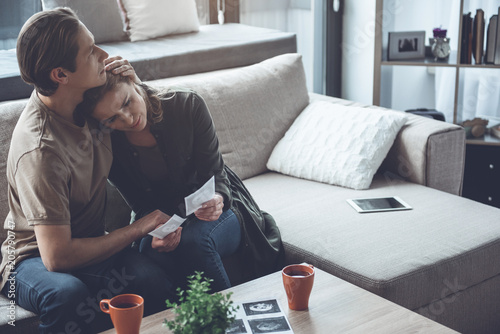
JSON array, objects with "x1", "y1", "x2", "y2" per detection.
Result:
[
  {"x1": 17, "y1": 7, "x2": 80, "y2": 96},
  {"x1": 76, "y1": 73, "x2": 164, "y2": 125}
]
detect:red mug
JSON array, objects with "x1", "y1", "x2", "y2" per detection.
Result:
[
  {"x1": 100, "y1": 294, "x2": 144, "y2": 334},
  {"x1": 282, "y1": 264, "x2": 315, "y2": 310}
]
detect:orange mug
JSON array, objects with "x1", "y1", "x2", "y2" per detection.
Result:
[
  {"x1": 282, "y1": 264, "x2": 315, "y2": 310},
  {"x1": 100, "y1": 294, "x2": 144, "y2": 334}
]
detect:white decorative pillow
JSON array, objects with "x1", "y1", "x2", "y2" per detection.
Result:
[
  {"x1": 119, "y1": 0, "x2": 200, "y2": 42},
  {"x1": 266, "y1": 101, "x2": 408, "y2": 190}
]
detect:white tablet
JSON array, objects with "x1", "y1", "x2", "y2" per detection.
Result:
[{"x1": 346, "y1": 196, "x2": 412, "y2": 213}]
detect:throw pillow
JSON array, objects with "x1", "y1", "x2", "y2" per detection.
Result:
[
  {"x1": 266, "y1": 101, "x2": 408, "y2": 190},
  {"x1": 41, "y1": 0, "x2": 128, "y2": 44},
  {"x1": 119, "y1": 0, "x2": 200, "y2": 42}
]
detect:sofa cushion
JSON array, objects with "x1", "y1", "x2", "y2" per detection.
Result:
[
  {"x1": 147, "y1": 53, "x2": 310, "y2": 180},
  {"x1": 308, "y1": 93, "x2": 466, "y2": 196},
  {"x1": 0, "y1": 100, "x2": 27, "y2": 237},
  {"x1": 0, "y1": 24, "x2": 297, "y2": 102},
  {"x1": 119, "y1": 0, "x2": 200, "y2": 42},
  {"x1": 267, "y1": 101, "x2": 407, "y2": 190},
  {"x1": 243, "y1": 172, "x2": 500, "y2": 312},
  {"x1": 41, "y1": 0, "x2": 128, "y2": 44},
  {"x1": 0, "y1": 49, "x2": 33, "y2": 101},
  {"x1": 0, "y1": 294, "x2": 38, "y2": 331},
  {"x1": 101, "y1": 24, "x2": 297, "y2": 82}
]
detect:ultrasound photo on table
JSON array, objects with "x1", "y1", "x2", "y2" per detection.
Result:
[
  {"x1": 227, "y1": 299, "x2": 294, "y2": 334},
  {"x1": 248, "y1": 316, "x2": 291, "y2": 333},
  {"x1": 243, "y1": 299, "x2": 281, "y2": 316},
  {"x1": 226, "y1": 319, "x2": 247, "y2": 334}
]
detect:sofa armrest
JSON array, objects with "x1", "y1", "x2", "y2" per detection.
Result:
[
  {"x1": 380, "y1": 113, "x2": 465, "y2": 195},
  {"x1": 308, "y1": 93, "x2": 466, "y2": 195}
]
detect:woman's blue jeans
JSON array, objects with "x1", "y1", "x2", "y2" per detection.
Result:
[
  {"x1": 139, "y1": 209, "x2": 241, "y2": 292},
  {"x1": 2, "y1": 247, "x2": 177, "y2": 333}
]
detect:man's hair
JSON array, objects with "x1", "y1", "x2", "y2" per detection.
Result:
[{"x1": 17, "y1": 7, "x2": 81, "y2": 96}]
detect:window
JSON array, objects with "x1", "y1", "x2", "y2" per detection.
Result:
[{"x1": 0, "y1": 0, "x2": 41, "y2": 50}]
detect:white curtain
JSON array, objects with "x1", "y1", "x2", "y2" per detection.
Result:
[
  {"x1": 195, "y1": 0, "x2": 210, "y2": 25},
  {"x1": 435, "y1": 0, "x2": 500, "y2": 123},
  {"x1": 239, "y1": 0, "x2": 315, "y2": 91},
  {"x1": 240, "y1": 0, "x2": 290, "y2": 31}
]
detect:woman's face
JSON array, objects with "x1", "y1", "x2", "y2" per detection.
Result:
[{"x1": 92, "y1": 82, "x2": 148, "y2": 132}]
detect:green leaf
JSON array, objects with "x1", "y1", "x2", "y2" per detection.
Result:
[{"x1": 163, "y1": 272, "x2": 237, "y2": 333}]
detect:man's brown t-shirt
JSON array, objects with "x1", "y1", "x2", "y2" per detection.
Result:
[{"x1": 0, "y1": 91, "x2": 112, "y2": 290}]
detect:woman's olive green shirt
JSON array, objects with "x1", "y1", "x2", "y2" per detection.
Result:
[{"x1": 108, "y1": 89, "x2": 284, "y2": 278}]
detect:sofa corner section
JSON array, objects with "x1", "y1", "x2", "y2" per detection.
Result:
[
  {"x1": 426, "y1": 127, "x2": 466, "y2": 196},
  {"x1": 381, "y1": 115, "x2": 466, "y2": 196}
]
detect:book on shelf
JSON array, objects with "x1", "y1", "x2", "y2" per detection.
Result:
[
  {"x1": 461, "y1": 12, "x2": 473, "y2": 64},
  {"x1": 495, "y1": 6, "x2": 500, "y2": 65},
  {"x1": 472, "y1": 9, "x2": 485, "y2": 64},
  {"x1": 485, "y1": 14, "x2": 498, "y2": 64}
]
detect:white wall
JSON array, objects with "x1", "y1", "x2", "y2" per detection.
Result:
[
  {"x1": 387, "y1": 0, "x2": 457, "y2": 113},
  {"x1": 341, "y1": 0, "x2": 376, "y2": 105},
  {"x1": 287, "y1": 8, "x2": 314, "y2": 91}
]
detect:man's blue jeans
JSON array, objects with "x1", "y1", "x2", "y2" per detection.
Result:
[
  {"x1": 140, "y1": 209, "x2": 241, "y2": 292},
  {"x1": 2, "y1": 247, "x2": 177, "y2": 334}
]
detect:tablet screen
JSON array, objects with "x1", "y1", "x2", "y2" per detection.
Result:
[{"x1": 346, "y1": 196, "x2": 412, "y2": 213}]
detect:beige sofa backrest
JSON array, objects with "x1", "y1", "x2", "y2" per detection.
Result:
[
  {"x1": 147, "y1": 53, "x2": 310, "y2": 180},
  {"x1": 0, "y1": 99, "x2": 28, "y2": 249}
]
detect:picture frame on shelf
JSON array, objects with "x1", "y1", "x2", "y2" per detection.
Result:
[{"x1": 388, "y1": 31, "x2": 426, "y2": 60}]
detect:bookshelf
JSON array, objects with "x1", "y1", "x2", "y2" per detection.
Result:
[{"x1": 373, "y1": 0, "x2": 500, "y2": 147}]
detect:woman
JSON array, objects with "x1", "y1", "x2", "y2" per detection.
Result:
[{"x1": 76, "y1": 74, "x2": 284, "y2": 291}]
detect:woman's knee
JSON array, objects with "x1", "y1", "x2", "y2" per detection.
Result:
[
  {"x1": 179, "y1": 211, "x2": 240, "y2": 257},
  {"x1": 179, "y1": 220, "x2": 213, "y2": 250}
]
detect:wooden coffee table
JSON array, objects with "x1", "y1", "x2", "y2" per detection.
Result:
[{"x1": 100, "y1": 268, "x2": 458, "y2": 333}]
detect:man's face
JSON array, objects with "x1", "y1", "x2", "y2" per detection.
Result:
[{"x1": 66, "y1": 24, "x2": 109, "y2": 92}]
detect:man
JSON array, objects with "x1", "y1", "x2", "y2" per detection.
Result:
[{"x1": 0, "y1": 8, "x2": 176, "y2": 333}]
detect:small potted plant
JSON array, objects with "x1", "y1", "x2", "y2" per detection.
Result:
[{"x1": 164, "y1": 271, "x2": 238, "y2": 334}]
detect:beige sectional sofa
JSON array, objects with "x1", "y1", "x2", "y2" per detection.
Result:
[
  {"x1": 144, "y1": 54, "x2": 499, "y2": 334},
  {"x1": 1, "y1": 53, "x2": 500, "y2": 334}
]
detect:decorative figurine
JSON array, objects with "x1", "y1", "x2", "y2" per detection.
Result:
[{"x1": 430, "y1": 28, "x2": 451, "y2": 60}]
